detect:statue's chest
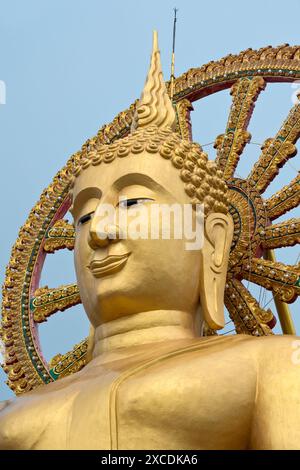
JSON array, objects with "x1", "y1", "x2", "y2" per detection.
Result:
[
  {"x1": 114, "y1": 352, "x2": 256, "y2": 450},
  {"x1": 67, "y1": 350, "x2": 255, "y2": 450},
  {"x1": 1, "y1": 345, "x2": 256, "y2": 450}
]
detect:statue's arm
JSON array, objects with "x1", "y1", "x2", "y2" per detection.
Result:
[{"x1": 249, "y1": 335, "x2": 300, "y2": 450}]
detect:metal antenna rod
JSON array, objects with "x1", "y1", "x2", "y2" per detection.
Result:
[{"x1": 170, "y1": 7, "x2": 178, "y2": 101}]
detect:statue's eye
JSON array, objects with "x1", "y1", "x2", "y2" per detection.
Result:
[
  {"x1": 118, "y1": 198, "x2": 154, "y2": 209},
  {"x1": 78, "y1": 212, "x2": 94, "y2": 226}
]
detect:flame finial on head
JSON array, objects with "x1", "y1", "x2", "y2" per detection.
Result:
[{"x1": 131, "y1": 31, "x2": 176, "y2": 132}]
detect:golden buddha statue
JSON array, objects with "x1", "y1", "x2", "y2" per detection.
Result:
[{"x1": 1, "y1": 32, "x2": 300, "y2": 450}]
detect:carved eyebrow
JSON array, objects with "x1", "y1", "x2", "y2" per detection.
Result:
[
  {"x1": 70, "y1": 172, "x2": 173, "y2": 218},
  {"x1": 112, "y1": 173, "x2": 170, "y2": 195},
  {"x1": 70, "y1": 187, "x2": 102, "y2": 219}
]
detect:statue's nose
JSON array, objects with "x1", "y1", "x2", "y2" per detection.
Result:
[{"x1": 88, "y1": 221, "x2": 121, "y2": 248}]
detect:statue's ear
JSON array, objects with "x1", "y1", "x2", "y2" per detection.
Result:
[{"x1": 199, "y1": 213, "x2": 233, "y2": 330}]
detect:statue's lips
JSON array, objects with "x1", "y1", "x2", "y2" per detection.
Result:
[{"x1": 88, "y1": 253, "x2": 131, "y2": 278}]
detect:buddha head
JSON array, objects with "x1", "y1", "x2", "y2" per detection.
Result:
[{"x1": 69, "y1": 32, "x2": 233, "y2": 344}]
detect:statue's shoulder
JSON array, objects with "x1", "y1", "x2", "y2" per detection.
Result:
[
  {"x1": 0, "y1": 374, "x2": 83, "y2": 449},
  {"x1": 215, "y1": 333, "x2": 300, "y2": 365},
  {"x1": 227, "y1": 334, "x2": 300, "y2": 393},
  {"x1": 249, "y1": 334, "x2": 300, "y2": 369},
  {"x1": 171, "y1": 334, "x2": 300, "y2": 372},
  {"x1": 0, "y1": 400, "x2": 11, "y2": 413},
  {"x1": 240, "y1": 333, "x2": 299, "y2": 357},
  {"x1": 201, "y1": 332, "x2": 300, "y2": 353},
  {"x1": 247, "y1": 334, "x2": 300, "y2": 446},
  {"x1": 186, "y1": 333, "x2": 260, "y2": 354},
  {"x1": 157, "y1": 335, "x2": 260, "y2": 370}
]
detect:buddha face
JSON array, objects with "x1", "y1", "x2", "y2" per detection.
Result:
[
  {"x1": 70, "y1": 30, "x2": 233, "y2": 330},
  {"x1": 71, "y1": 152, "x2": 205, "y2": 327}
]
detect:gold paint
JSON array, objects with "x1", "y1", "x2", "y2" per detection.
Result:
[
  {"x1": 226, "y1": 178, "x2": 267, "y2": 273},
  {"x1": 1, "y1": 36, "x2": 300, "y2": 450},
  {"x1": 49, "y1": 339, "x2": 88, "y2": 377},
  {"x1": 243, "y1": 257, "x2": 300, "y2": 303},
  {"x1": 131, "y1": 31, "x2": 176, "y2": 132},
  {"x1": 2, "y1": 42, "x2": 300, "y2": 392},
  {"x1": 264, "y1": 249, "x2": 296, "y2": 335},
  {"x1": 266, "y1": 173, "x2": 300, "y2": 221},
  {"x1": 225, "y1": 278, "x2": 274, "y2": 336},
  {"x1": 261, "y1": 218, "x2": 300, "y2": 249},
  {"x1": 215, "y1": 77, "x2": 265, "y2": 179},
  {"x1": 44, "y1": 219, "x2": 75, "y2": 253},
  {"x1": 249, "y1": 104, "x2": 300, "y2": 193},
  {"x1": 32, "y1": 284, "x2": 81, "y2": 323},
  {"x1": 175, "y1": 99, "x2": 193, "y2": 140},
  {"x1": 2, "y1": 334, "x2": 300, "y2": 449}
]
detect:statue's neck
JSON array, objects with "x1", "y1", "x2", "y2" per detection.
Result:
[{"x1": 92, "y1": 310, "x2": 199, "y2": 357}]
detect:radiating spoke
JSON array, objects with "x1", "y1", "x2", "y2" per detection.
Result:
[
  {"x1": 242, "y1": 258, "x2": 300, "y2": 303},
  {"x1": 265, "y1": 173, "x2": 300, "y2": 220},
  {"x1": 31, "y1": 284, "x2": 81, "y2": 323},
  {"x1": 175, "y1": 99, "x2": 193, "y2": 141},
  {"x1": 215, "y1": 77, "x2": 265, "y2": 179},
  {"x1": 248, "y1": 104, "x2": 300, "y2": 193},
  {"x1": 44, "y1": 219, "x2": 75, "y2": 253},
  {"x1": 49, "y1": 339, "x2": 88, "y2": 380},
  {"x1": 225, "y1": 278, "x2": 274, "y2": 335},
  {"x1": 260, "y1": 218, "x2": 300, "y2": 249}
]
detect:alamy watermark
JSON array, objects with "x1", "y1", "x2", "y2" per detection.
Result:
[
  {"x1": 291, "y1": 80, "x2": 300, "y2": 104},
  {"x1": 86, "y1": 200, "x2": 205, "y2": 251},
  {"x1": 291, "y1": 340, "x2": 300, "y2": 365},
  {"x1": 0, "y1": 338, "x2": 4, "y2": 364},
  {"x1": 0, "y1": 80, "x2": 6, "y2": 104}
]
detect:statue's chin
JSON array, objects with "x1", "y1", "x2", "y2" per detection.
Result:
[
  {"x1": 81, "y1": 279, "x2": 161, "y2": 325},
  {"x1": 78, "y1": 262, "x2": 200, "y2": 325},
  {"x1": 82, "y1": 281, "x2": 187, "y2": 326}
]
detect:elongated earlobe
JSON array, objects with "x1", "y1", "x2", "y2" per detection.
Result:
[{"x1": 199, "y1": 213, "x2": 233, "y2": 329}]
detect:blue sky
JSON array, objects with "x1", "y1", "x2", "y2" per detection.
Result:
[{"x1": 0, "y1": 0, "x2": 300, "y2": 400}]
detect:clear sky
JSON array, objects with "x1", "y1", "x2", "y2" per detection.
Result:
[{"x1": 0, "y1": 0, "x2": 299, "y2": 401}]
